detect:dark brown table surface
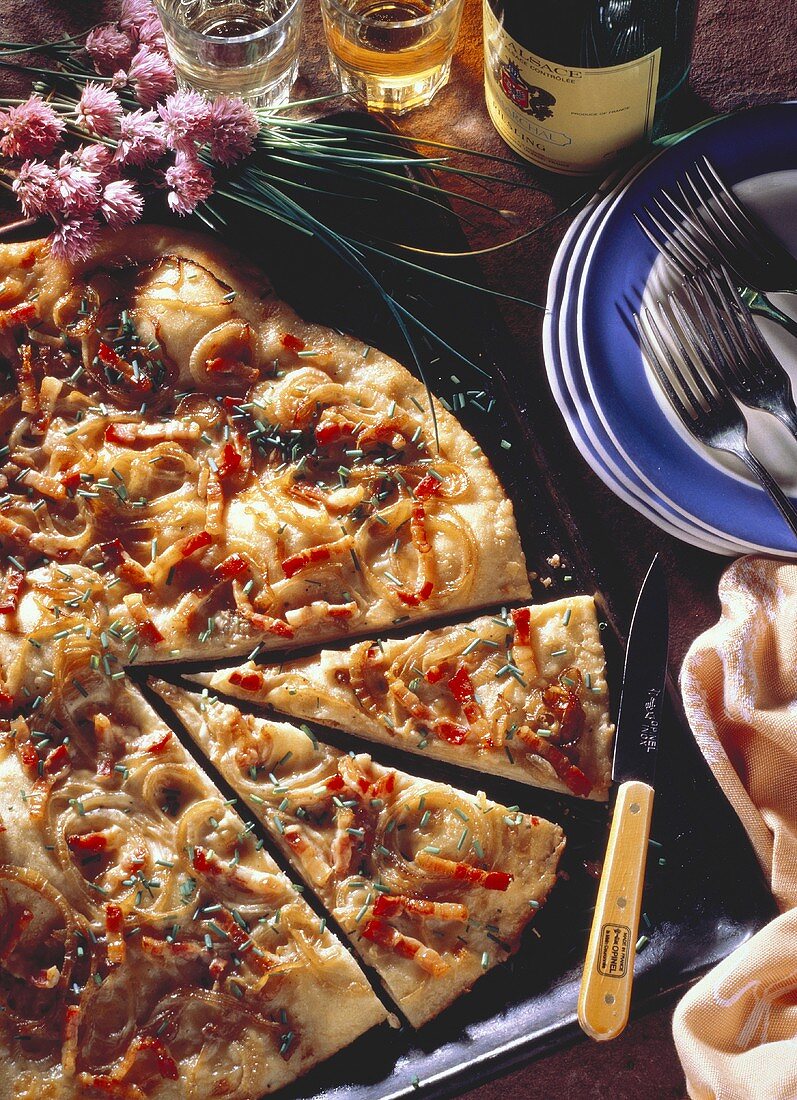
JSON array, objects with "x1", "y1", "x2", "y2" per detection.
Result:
[{"x1": 1, "y1": 0, "x2": 794, "y2": 1095}]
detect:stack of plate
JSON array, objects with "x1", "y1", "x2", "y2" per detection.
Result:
[{"x1": 543, "y1": 101, "x2": 797, "y2": 556}]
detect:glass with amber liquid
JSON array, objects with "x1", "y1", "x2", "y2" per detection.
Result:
[{"x1": 320, "y1": 0, "x2": 465, "y2": 115}]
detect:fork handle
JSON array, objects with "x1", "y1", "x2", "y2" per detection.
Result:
[
  {"x1": 748, "y1": 290, "x2": 797, "y2": 344},
  {"x1": 739, "y1": 446, "x2": 797, "y2": 541}
]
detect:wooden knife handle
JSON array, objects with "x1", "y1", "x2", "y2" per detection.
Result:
[{"x1": 577, "y1": 779, "x2": 654, "y2": 1041}]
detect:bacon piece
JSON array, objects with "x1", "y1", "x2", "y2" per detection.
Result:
[
  {"x1": 281, "y1": 535, "x2": 353, "y2": 579},
  {"x1": 510, "y1": 607, "x2": 532, "y2": 646},
  {"x1": 213, "y1": 909, "x2": 273, "y2": 974},
  {"x1": 62, "y1": 1003, "x2": 81, "y2": 1076},
  {"x1": 229, "y1": 669, "x2": 265, "y2": 692},
  {"x1": 357, "y1": 419, "x2": 407, "y2": 451},
  {"x1": 67, "y1": 832, "x2": 108, "y2": 854},
  {"x1": 44, "y1": 743, "x2": 69, "y2": 773},
  {"x1": 232, "y1": 581, "x2": 295, "y2": 639},
  {"x1": 372, "y1": 894, "x2": 468, "y2": 922},
  {"x1": 100, "y1": 540, "x2": 150, "y2": 588},
  {"x1": 0, "y1": 302, "x2": 37, "y2": 331},
  {"x1": 104, "y1": 420, "x2": 200, "y2": 446},
  {"x1": 517, "y1": 726, "x2": 591, "y2": 797},
  {"x1": 105, "y1": 903, "x2": 126, "y2": 966},
  {"x1": 280, "y1": 333, "x2": 305, "y2": 352},
  {"x1": 447, "y1": 665, "x2": 481, "y2": 725},
  {"x1": 60, "y1": 470, "x2": 81, "y2": 494},
  {"x1": 212, "y1": 554, "x2": 249, "y2": 583},
  {"x1": 123, "y1": 592, "x2": 163, "y2": 644},
  {"x1": 0, "y1": 907, "x2": 33, "y2": 961},
  {"x1": 0, "y1": 689, "x2": 13, "y2": 714},
  {"x1": 140, "y1": 935, "x2": 205, "y2": 961},
  {"x1": 425, "y1": 664, "x2": 445, "y2": 685},
  {"x1": 314, "y1": 415, "x2": 355, "y2": 448},
  {"x1": 14, "y1": 344, "x2": 42, "y2": 426},
  {"x1": 180, "y1": 530, "x2": 212, "y2": 558},
  {"x1": 432, "y1": 720, "x2": 469, "y2": 745},
  {"x1": 76, "y1": 1075, "x2": 146, "y2": 1099},
  {"x1": 414, "y1": 474, "x2": 442, "y2": 500},
  {"x1": 216, "y1": 442, "x2": 242, "y2": 479},
  {"x1": 16, "y1": 736, "x2": 38, "y2": 771},
  {"x1": 543, "y1": 669, "x2": 585, "y2": 745},
  {"x1": 394, "y1": 504, "x2": 435, "y2": 606},
  {"x1": 361, "y1": 919, "x2": 449, "y2": 976},
  {"x1": 143, "y1": 730, "x2": 172, "y2": 755},
  {"x1": 414, "y1": 851, "x2": 513, "y2": 891}
]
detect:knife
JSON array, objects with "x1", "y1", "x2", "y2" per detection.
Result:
[{"x1": 577, "y1": 555, "x2": 669, "y2": 1042}]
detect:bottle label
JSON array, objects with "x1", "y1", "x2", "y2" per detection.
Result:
[{"x1": 483, "y1": 0, "x2": 661, "y2": 175}]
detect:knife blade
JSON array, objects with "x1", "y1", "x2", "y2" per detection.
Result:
[{"x1": 577, "y1": 555, "x2": 669, "y2": 1042}]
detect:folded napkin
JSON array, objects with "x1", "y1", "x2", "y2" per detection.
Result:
[{"x1": 673, "y1": 557, "x2": 797, "y2": 1100}]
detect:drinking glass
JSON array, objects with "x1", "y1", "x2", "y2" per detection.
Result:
[
  {"x1": 156, "y1": 0, "x2": 305, "y2": 107},
  {"x1": 320, "y1": 0, "x2": 465, "y2": 115}
]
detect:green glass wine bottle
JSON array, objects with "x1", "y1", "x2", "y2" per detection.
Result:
[{"x1": 483, "y1": 0, "x2": 699, "y2": 176}]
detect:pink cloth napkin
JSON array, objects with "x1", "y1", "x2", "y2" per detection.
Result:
[{"x1": 673, "y1": 557, "x2": 797, "y2": 1099}]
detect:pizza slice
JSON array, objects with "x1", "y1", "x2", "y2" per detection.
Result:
[
  {"x1": 150, "y1": 679, "x2": 565, "y2": 1029},
  {"x1": 0, "y1": 226, "x2": 529, "y2": 666},
  {"x1": 0, "y1": 594, "x2": 386, "y2": 1098},
  {"x1": 191, "y1": 595, "x2": 614, "y2": 801}
]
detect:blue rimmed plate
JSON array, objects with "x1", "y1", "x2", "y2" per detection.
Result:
[
  {"x1": 543, "y1": 140, "x2": 744, "y2": 554},
  {"x1": 575, "y1": 101, "x2": 797, "y2": 555}
]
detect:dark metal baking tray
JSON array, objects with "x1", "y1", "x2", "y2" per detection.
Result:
[{"x1": 136, "y1": 109, "x2": 775, "y2": 1098}]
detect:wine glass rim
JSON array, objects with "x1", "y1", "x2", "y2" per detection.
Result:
[
  {"x1": 322, "y1": 0, "x2": 461, "y2": 31},
  {"x1": 156, "y1": 0, "x2": 303, "y2": 45}
]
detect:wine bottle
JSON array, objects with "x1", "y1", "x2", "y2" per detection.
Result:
[{"x1": 483, "y1": 0, "x2": 699, "y2": 176}]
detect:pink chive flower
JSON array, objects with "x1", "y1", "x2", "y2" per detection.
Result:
[
  {"x1": 158, "y1": 90, "x2": 212, "y2": 151},
  {"x1": 116, "y1": 109, "x2": 167, "y2": 167},
  {"x1": 0, "y1": 95, "x2": 65, "y2": 159},
  {"x1": 12, "y1": 160, "x2": 56, "y2": 219},
  {"x1": 136, "y1": 12, "x2": 168, "y2": 53},
  {"x1": 49, "y1": 215, "x2": 101, "y2": 264},
  {"x1": 165, "y1": 150, "x2": 214, "y2": 216},
  {"x1": 128, "y1": 45, "x2": 177, "y2": 107},
  {"x1": 120, "y1": 0, "x2": 159, "y2": 34},
  {"x1": 77, "y1": 143, "x2": 114, "y2": 175},
  {"x1": 85, "y1": 25, "x2": 135, "y2": 76},
  {"x1": 100, "y1": 179, "x2": 144, "y2": 228},
  {"x1": 208, "y1": 96, "x2": 259, "y2": 167},
  {"x1": 77, "y1": 83, "x2": 123, "y2": 138},
  {"x1": 51, "y1": 154, "x2": 101, "y2": 214}
]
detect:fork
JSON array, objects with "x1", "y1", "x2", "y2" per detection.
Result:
[
  {"x1": 685, "y1": 266, "x2": 797, "y2": 442},
  {"x1": 635, "y1": 156, "x2": 797, "y2": 343},
  {"x1": 634, "y1": 283, "x2": 797, "y2": 541}
]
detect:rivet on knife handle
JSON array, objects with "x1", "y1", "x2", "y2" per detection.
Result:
[{"x1": 577, "y1": 779, "x2": 654, "y2": 1041}]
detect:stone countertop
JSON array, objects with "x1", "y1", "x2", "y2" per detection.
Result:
[{"x1": 0, "y1": 0, "x2": 794, "y2": 1095}]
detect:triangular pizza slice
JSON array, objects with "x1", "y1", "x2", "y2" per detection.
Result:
[
  {"x1": 151, "y1": 679, "x2": 565, "y2": 1029},
  {"x1": 0, "y1": 226, "x2": 529, "y2": 667},
  {"x1": 0, "y1": 607, "x2": 386, "y2": 1097},
  {"x1": 192, "y1": 595, "x2": 614, "y2": 801}
]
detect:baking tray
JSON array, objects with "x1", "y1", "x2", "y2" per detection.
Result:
[{"x1": 131, "y1": 109, "x2": 775, "y2": 1097}]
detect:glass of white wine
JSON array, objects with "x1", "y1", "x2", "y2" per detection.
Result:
[
  {"x1": 320, "y1": 0, "x2": 465, "y2": 115},
  {"x1": 156, "y1": 0, "x2": 305, "y2": 106}
]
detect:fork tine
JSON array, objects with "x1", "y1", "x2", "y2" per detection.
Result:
[
  {"x1": 653, "y1": 190, "x2": 716, "y2": 269},
  {"x1": 681, "y1": 164, "x2": 743, "y2": 262},
  {"x1": 634, "y1": 311, "x2": 697, "y2": 423},
  {"x1": 662, "y1": 289, "x2": 728, "y2": 407},
  {"x1": 714, "y1": 264, "x2": 782, "y2": 367},
  {"x1": 642, "y1": 300, "x2": 711, "y2": 413},
  {"x1": 678, "y1": 275, "x2": 745, "y2": 389},
  {"x1": 698, "y1": 157, "x2": 783, "y2": 270},
  {"x1": 634, "y1": 207, "x2": 695, "y2": 278},
  {"x1": 692, "y1": 160, "x2": 775, "y2": 281}
]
